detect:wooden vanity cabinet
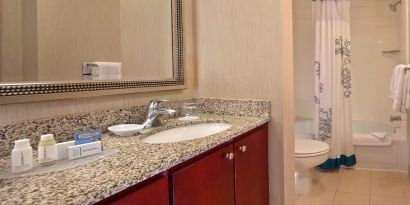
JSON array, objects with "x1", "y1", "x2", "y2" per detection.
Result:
[
  {"x1": 234, "y1": 125, "x2": 269, "y2": 205},
  {"x1": 172, "y1": 144, "x2": 235, "y2": 205},
  {"x1": 100, "y1": 175, "x2": 169, "y2": 205},
  {"x1": 172, "y1": 124, "x2": 269, "y2": 205},
  {"x1": 97, "y1": 124, "x2": 268, "y2": 205}
]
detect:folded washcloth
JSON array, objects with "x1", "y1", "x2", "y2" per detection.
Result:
[
  {"x1": 370, "y1": 132, "x2": 387, "y2": 141},
  {"x1": 353, "y1": 133, "x2": 392, "y2": 147}
]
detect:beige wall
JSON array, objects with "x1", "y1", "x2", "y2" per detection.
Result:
[
  {"x1": 120, "y1": 0, "x2": 173, "y2": 80},
  {"x1": 293, "y1": 0, "x2": 314, "y2": 119},
  {"x1": 21, "y1": 0, "x2": 38, "y2": 81},
  {"x1": 37, "y1": 0, "x2": 121, "y2": 81},
  {"x1": 0, "y1": 0, "x2": 23, "y2": 82},
  {"x1": 193, "y1": 0, "x2": 294, "y2": 204},
  {"x1": 1, "y1": 0, "x2": 174, "y2": 82},
  {"x1": 293, "y1": 0, "x2": 403, "y2": 124},
  {"x1": 0, "y1": 1, "x2": 294, "y2": 204},
  {"x1": 0, "y1": 1, "x2": 196, "y2": 124},
  {"x1": 401, "y1": 0, "x2": 410, "y2": 64},
  {"x1": 0, "y1": 0, "x2": 38, "y2": 82}
]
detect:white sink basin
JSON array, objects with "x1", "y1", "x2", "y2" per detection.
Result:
[{"x1": 142, "y1": 123, "x2": 232, "y2": 144}]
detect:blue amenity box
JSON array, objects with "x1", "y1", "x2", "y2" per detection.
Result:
[{"x1": 74, "y1": 129, "x2": 103, "y2": 147}]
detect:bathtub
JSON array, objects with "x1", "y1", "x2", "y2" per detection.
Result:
[{"x1": 295, "y1": 118, "x2": 408, "y2": 171}]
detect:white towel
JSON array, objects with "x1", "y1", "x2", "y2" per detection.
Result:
[
  {"x1": 389, "y1": 64, "x2": 406, "y2": 112},
  {"x1": 370, "y1": 132, "x2": 387, "y2": 141},
  {"x1": 353, "y1": 133, "x2": 392, "y2": 147},
  {"x1": 403, "y1": 69, "x2": 410, "y2": 111}
]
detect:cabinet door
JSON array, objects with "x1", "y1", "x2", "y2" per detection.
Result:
[
  {"x1": 172, "y1": 144, "x2": 235, "y2": 205},
  {"x1": 234, "y1": 125, "x2": 269, "y2": 205},
  {"x1": 110, "y1": 176, "x2": 169, "y2": 205}
]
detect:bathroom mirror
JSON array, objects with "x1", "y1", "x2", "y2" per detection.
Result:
[{"x1": 0, "y1": 0, "x2": 184, "y2": 103}]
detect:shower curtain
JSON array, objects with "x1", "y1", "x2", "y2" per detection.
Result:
[{"x1": 313, "y1": 0, "x2": 356, "y2": 169}]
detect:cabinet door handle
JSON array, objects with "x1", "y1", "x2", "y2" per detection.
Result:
[
  {"x1": 225, "y1": 153, "x2": 235, "y2": 160},
  {"x1": 239, "y1": 145, "x2": 247, "y2": 153}
]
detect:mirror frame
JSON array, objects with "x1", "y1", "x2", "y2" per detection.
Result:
[{"x1": 0, "y1": 0, "x2": 184, "y2": 104}]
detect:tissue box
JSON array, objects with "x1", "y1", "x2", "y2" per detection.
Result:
[{"x1": 82, "y1": 62, "x2": 122, "y2": 80}]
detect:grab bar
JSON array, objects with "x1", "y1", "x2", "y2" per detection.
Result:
[
  {"x1": 382, "y1": 50, "x2": 400, "y2": 54},
  {"x1": 390, "y1": 115, "x2": 402, "y2": 122}
]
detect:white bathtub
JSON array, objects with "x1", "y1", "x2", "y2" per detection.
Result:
[{"x1": 295, "y1": 119, "x2": 408, "y2": 171}]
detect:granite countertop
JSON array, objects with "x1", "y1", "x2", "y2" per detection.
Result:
[{"x1": 0, "y1": 114, "x2": 269, "y2": 205}]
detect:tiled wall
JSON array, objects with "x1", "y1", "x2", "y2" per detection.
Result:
[
  {"x1": 350, "y1": 0, "x2": 402, "y2": 124},
  {"x1": 293, "y1": 0, "x2": 406, "y2": 125}
]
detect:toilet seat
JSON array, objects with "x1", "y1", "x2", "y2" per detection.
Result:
[{"x1": 295, "y1": 139, "x2": 330, "y2": 158}]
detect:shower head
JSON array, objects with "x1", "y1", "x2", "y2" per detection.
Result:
[{"x1": 389, "y1": 0, "x2": 402, "y2": 12}]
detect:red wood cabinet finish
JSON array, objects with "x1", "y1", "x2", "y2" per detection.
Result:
[
  {"x1": 172, "y1": 144, "x2": 235, "y2": 205},
  {"x1": 109, "y1": 176, "x2": 169, "y2": 205},
  {"x1": 98, "y1": 124, "x2": 269, "y2": 205},
  {"x1": 171, "y1": 124, "x2": 269, "y2": 205},
  {"x1": 234, "y1": 125, "x2": 269, "y2": 205}
]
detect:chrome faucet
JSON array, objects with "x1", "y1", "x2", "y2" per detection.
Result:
[{"x1": 141, "y1": 100, "x2": 176, "y2": 129}]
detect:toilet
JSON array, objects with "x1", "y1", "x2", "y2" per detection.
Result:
[{"x1": 295, "y1": 138, "x2": 330, "y2": 194}]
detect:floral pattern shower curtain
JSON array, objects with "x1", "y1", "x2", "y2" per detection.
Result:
[{"x1": 313, "y1": 0, "x2": 356, "y2": 169}]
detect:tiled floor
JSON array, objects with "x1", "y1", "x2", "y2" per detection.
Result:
[{"x1": 296, "y1": 168, "x2": 410, "y2": 205}]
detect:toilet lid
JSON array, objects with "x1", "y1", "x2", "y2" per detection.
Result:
[{"x1": 295, "y1": 139, "x2": 330, "y2": 155}]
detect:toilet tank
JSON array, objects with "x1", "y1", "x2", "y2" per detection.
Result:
[{"x1": 295, "y1": 118, "x2": 315, "y2": 140}]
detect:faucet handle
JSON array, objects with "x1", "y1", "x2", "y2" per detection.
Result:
[{"x1": 148, "y1": 99, "x2": 169, "y2": 109}]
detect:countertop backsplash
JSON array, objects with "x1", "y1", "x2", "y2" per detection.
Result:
[{"x1": 0, "y1": 98, "x2": 270, "y2": 157}]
